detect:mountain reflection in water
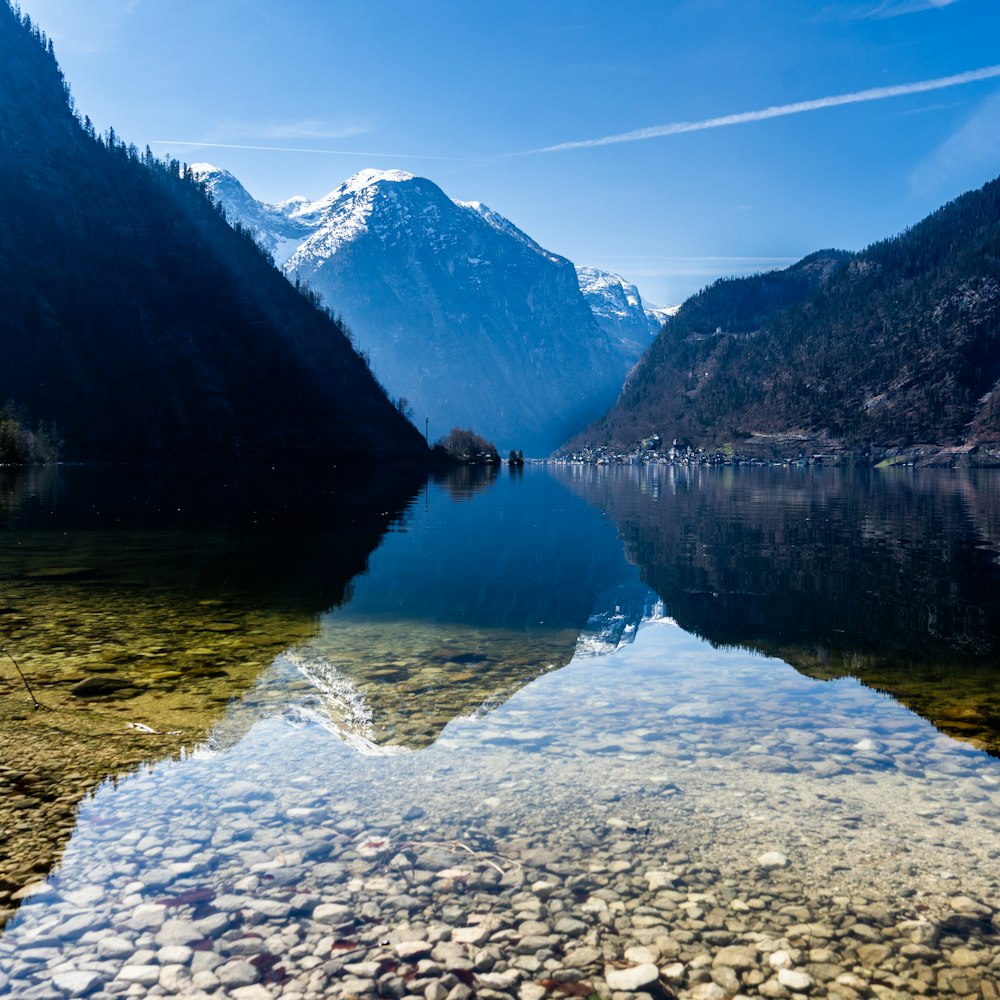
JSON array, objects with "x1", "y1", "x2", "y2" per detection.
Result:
[
  {"x1": 556, "y1": 463, "x2": 1000, "y2": 754},
  {"x1": 3, "y1": 461, "x2": 1000, "y2": 925},
  {"x1": 0, "y1": 464, "x2": 640, "y2": 917},
  {"x1": 0, "y1": 463, "x2": 426, "y2": 920},
  {"x1": 211, "y1": 469, "x2": 644, "y2": 751}
]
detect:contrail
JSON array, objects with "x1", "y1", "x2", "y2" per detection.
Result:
[
  {"x1": 535, "y1": 64, "x2": 1000, "y2": 153},
  {"x1": 150, "y1": 140, "x2": 474, "y2": 163}
]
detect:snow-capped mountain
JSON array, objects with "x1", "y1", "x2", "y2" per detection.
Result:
[
  {"x1": 575, "y1": 265, "x2": 674, "y2": 359},
  {"x1": 194, "y1": 165, "x2": 310, "y2": 265},
  {"x1": 193, "y1": 164, "x2": 645, "y2": 455}
]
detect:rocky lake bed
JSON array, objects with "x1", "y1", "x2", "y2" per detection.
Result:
[
  {"x1": 2, "y1": 465, "x2": 1000, "y2": 1000},
  {"x1": 2, "y1": 621, "x2": 998, "y2": 1000}
]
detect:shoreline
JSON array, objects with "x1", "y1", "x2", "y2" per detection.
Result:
[{"x1": 551, "y1": 439, "x2": 1000, "y2": 470}]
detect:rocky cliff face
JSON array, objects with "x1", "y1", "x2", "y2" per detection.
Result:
[{"x1": 575, "y1": 265, "x2": 669, "y2": 359}]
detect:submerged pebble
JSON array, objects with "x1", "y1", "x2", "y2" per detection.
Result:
[{"x1": 2, "y1": 602, "x2": 1000, "y2": 999}]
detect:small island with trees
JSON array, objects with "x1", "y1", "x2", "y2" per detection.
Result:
[{"x1": 434, "y1": 427, "x2": 526, "y2": 466}]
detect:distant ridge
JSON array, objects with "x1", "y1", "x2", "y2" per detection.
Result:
[
  {"x1": 0, "y1": 3, "x2": 426, "y2": 462},
  {"x1": 196, "y1": 164, "x2": 645, "y2": 455},
  {"x1": 562, "y1": 179, "x2": 1000, "y2": 462},
  {"x1": 575, "y1": 265, "x2": 668, "y2": 356}
]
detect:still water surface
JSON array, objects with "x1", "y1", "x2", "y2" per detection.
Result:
[{"x1": 0, "y1": 464, "x2": 998, "y2": 998}]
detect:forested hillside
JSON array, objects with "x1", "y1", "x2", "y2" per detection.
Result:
[
  {"x1": 0, "y1": 3, "x2": 427, "y2": 461},
  {"x1": 564, "y1": 179, "x2": 1000, "y2": 459}
]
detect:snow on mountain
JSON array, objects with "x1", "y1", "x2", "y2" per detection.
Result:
[
  {"x1": 198, "y1": 165, "x2": 648, "y2": 454},
  {"x1": 576, "y1": 266, "x2": 647, "y2": 320},
  {"x1": 191, "y1": 163, "x2": 310, "y2": 266},
  {"x1": 575, "y1": 265, "x2": 674, "y2": 361},
  {"x1": 645, "y1": 303, "x2": 680, "y2": 327},
  {"x1": 457, "y1": 200, "x2": 563, "y2": 264}
]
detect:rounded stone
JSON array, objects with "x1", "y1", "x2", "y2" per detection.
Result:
[
  {"x1": 713, "y1": 944, "x2": 756, "y2": 970},
  {"x1": 566, "y1": 945, "x2": 602, "y2": 966},
  {"x1": 158, "y1": 944, "x2": 193, "y2": 965},
  {"x1": 605, "y1": 962, "x2": 660, "y2": 992},
  {"x1": 312, "y1": 902, "x2": 352, "y2": 925},
  {"x1": 453, "y1": 925, "x2": 491, "y2": 945},
  {"x1": 757, "y1": 851, "x2": 789, "y2": 870},
  {"x1": 230, "y1": 986, "x2": 275, "y2": 1000},
  {"x1": 711, "y1": 966, "x2": 741, "y2": 994},
  {"x1": 130, "y1": 903, "x2": 166, "y2": 929},
  {"x1": 689, "y1": 984, "x2": 727, "y2": 1000},
  {"x1": 777, "y1": 967, "x2": 813, "y2": 990},
  {"x1": 155, "y1": 918, "x2": 202, "y2": 947},
  {"x1": 115, "y1": 965, "x2": 161, "y2": 987},
  {"x1": 158, "y1": 964, "x2": 192, "y2": 993},
  {"x1": 857, "y1": 943, "x2": 891, "y2": 969},
  {"x1": 217, "y1": 959, "x2": 260, "y2": 987},
  {"x1": 950, "y1": 946, "x2": 986, "y2": 967},
  {"x1": 395, "y1": 940, "x2": 433, "y2": 961},
  {"x1": 52, "y1": 970, "x2": 102, "y2": 995},
  {"x1": 97, "y1": 935, "x2": 136, "y2": 959},
  {"x1": 624, "y1": 946, "x2": 657, "y2": 965},
  {"x1": 768, "y1": 949, "x2": 793, "y2": 970}
]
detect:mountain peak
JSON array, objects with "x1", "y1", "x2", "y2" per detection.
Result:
[
  {"x1": 294, "y1": 168, "x2": 424, "y2": 220},
  {"x1": 190, "y1": 162, "x2": 254, "y2": 202},
  {"x1": 576, "y1": 265, "x2": 668, "y2": 342},
  {"x1": 203, "y1": 163, "x2": 641, "y2": 453},
  {"x1": 189, "y1": 161, "x2": 228, "y2": 179},
  {"x1": 340, "y1": 168, "x2": 417, "y2": 195}
]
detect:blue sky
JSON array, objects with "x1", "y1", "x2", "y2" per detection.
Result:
[{"x1": 17, "y1": 0, "x2": 1000, "y2": 306}]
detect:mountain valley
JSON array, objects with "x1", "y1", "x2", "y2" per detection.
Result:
[{"x1": 196, "y1": 164, "x2": 662, "y2": 455}]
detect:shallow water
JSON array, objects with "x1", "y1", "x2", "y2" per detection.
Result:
[{"x1": 0, "y1": 464, "x2": 999, "y2": 999}]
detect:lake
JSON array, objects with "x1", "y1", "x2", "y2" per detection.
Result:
[{"x1": 0, "y1": 463, "x2": 998, "y2": 999}]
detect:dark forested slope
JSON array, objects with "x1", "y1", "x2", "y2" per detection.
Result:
[
  {"x1": 564, "y1": 178, "x2": 1000, "y2": 458},
  {"x1": 0, "y1": 3, "x2": 427, "y2": 461}
]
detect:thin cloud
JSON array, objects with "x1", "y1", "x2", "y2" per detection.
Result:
[
  {"x1": 595, "y1": 255, "x2": 806, "y2": 307},
  {"x1": 863, "y1": 0, "x2": 961, "y2": 17},
  {"x1": 902, "y1": 100, "x2": 967, "y2": 116},
  {"x1": 597, "y1": 255, "x2": 802, "y2": 279},
  {"x1": 215, "y1": 119, "x2": 372, "y2": 141},
  {"x1": 534, "y1": 64, "x2": 1000, "y2": 153},
  {"x1": 601, "y1": 254, "x2": 801, "y2": 265},
  {"x1": 910, "y1": 90, "x2": 1000, "y2": 196},
  {"x1": 150, "y1": 140, "x2": 478, "y2": 163},
  {"x1": 820, "y1": 0, "x2": 961, "y2": 19}
]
